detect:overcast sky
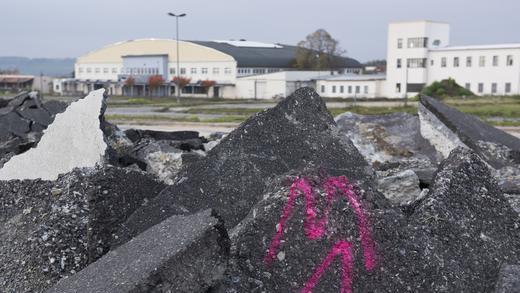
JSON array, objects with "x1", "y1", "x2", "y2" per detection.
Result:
[{"x1": 1, "y1": 0, "x2": 519, "y2": 62}]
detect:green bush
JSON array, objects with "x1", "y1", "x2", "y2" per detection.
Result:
[{"x1": 421, "y1": 78, "x2": 474, "y2": 99}]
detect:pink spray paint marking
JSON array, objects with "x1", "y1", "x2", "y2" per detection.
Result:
[
  {"x1": 301, "y1": 240, "x2": 353, "y2": 293},
  {"x1": 323, "y1": 177, "x2": 377, "y2": 271},
  {"x1": 263, "y1": 175, "x2": 377, "y2": 292}
]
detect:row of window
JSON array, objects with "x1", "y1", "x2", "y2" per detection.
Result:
[
  {"x1": 395, "y1": 82, "x2": 513, "y2": 94},
  {"x1": 169, "y1": 67, "x2": 233, "y2": 75},
  {"x1": 397, "y1": 37, "x2": 429, "y2": 49},
  {"x1": 79, "y1": 67, "x2": 120, "y2": 74},
  {"x1": 438, "y1": 55, "x2": 514, "y2": 68},
  {"x1": 321, "y1": 84, "x2": 369, "y2": 95},
  {"x1": 396, "y1": 55, "x2": 515, "y2": 69},
  {"x1": 237, "y1": 68, "x2": 282, "y2": 75},
  {"x1": 78, "y1": 66, "x2": 234, "y2": 75},
  {"x1": 466, "y1": 82, "x2": 513, "y2": 94}
]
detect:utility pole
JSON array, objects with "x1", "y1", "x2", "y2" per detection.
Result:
[{"x1": 167, "y1": 12, "x2": 186, "y2": 103}]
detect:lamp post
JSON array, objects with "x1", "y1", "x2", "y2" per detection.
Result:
[{"x1": 167, "y1": 12, "x2": 186, "y2": 103}]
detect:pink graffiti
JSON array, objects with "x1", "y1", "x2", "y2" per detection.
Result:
[
  {"x1": 301, "y1": 240, "x2": 353, "y2": 293},
  {"x1": 264, "y1": 175, "x2": 376, "y2": 292}
]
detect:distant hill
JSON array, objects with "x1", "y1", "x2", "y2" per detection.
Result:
[{"x1": 0, "y1": 57, "x2": 75, "y2": 77}]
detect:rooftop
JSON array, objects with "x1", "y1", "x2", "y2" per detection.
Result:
[
  {"x1": 316, "y1": 73, "x2": 387, "y2": 81},
  {"x1": 190, "y1": 40, "x2": 362, "y2": 69},
  {"x1": 431, "y1": 43, "x2": 520, "y2": 51}
]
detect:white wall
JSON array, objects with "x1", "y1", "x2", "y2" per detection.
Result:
[
  {"x1": 316, "y1": 79, "x2": 384, "y2": 98},
  {"x1": 385, "y1": 21, "x2": 450, "y2": 98},
  {"x1": 428, "y1": 48, "x2": 520, "y2": 95},
  {"x1": 167, "y1": 61, "x2": 237, "y2": 84},
  {"x1": 76, "y1": 63, "x2": 121, "y2": 81}
]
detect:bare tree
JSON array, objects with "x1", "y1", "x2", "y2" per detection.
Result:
[{"x1": 294, "y1": 29, "x2": 345, "y2": 72}]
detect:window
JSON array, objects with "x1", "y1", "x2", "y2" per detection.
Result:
[
  {"x1": 180, "y1": 68, "x2": 186, "y2": 74},
  {"x1": 492, "y1": 83, "x2": 497, "y2": 94},
  {"x1": 348, "y1": 86, "x2": 352, "y2": 94},
  {"x1": 430, "y1": 59, "x2": 434, "y2": 66},
  {"x1": 332, "y1": 85, "x2": 336, "y2": 93},
  {"x1": 396, "y1": 58, "x2": 402, "y2": 68},
  {"x1": 453, "y1": 57, "x2": 459, "y2": 67},
  {"x1": 340, "y1": 85, "x2": 344, "y2": 93},
  {"x1": 396, "y1": 83, "x2": 401, "y2": 93},
  {"x1": 479, "y1": 56, "x2": 486, "y2": 67},
  {"x1": 224, "y1": 67, "x2": 232, "y2": 74},
  {"x1": 202, "y1": 68, "x2": 208, "y2": 74},
  {"x1": 478, "y1": 83, "x2": 484, "y2": 93},
  {"x1": 493, "y1": 56, "x2": 499, "y2": 66},
  {"x1": 364, "y1": 86, "x2": 368, "y2": 94},
  {"x1": 112, "y1": 68, "x2": 117, "y2": 73},
  {"x1": 321, "y1": 85, "x2": 325, "y2": 93},
  {"x1": 432, "y1": 39, "x2": 441, "y2": 46},
  {"x1": 355, "y1": 86, "x2": 360, "y2": 94},
  {"x1": 407, "y1": 58, "x2": 427, "y2": 68},
  {"x1": 507, "y1": 55, "x2": 514, "y2": 66},
  {"x1": 441, "y1": 57, "x2": 447, "y2": 67},
  {"x1": 170, "y1": 68, "x2": 175, "y2": 75},
  {"x1": 95, "y1": 68, "x2": 100, "y2": 73},
  {"x1": 466, "y1": 56, "x2": 472, "y2": 67},
  {"x1": 213, "y1": 67, "x2": 220, "y2": 74},
  {"x1": 55, "y1": 84, "x2": 60, "y2": 91},
  {"x1": 78, "y1": 67, "x2": 84, "y2": 73},
  {"x1": 397, "y1": 38, "x2": 403, "y2": 49},
  {"x1": 191, "y1": 68, "x2": 197, "y2": 74},
  {"x1": 103, "y1": 68, "x2": 108, "y2": 73},
  {"x1": 465, "y1": 83, "x2": 471, "y2": 90},
  {"x1": 506, "y1": 83, "x2": 512, "y2": 93},
  {"x1": 407, "y1": 37, "x2": 428, "y2": 48}
]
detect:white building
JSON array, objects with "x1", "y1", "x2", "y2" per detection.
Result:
[
  {"x1": 316, "y1": 20, "x2": 520, "y2": 98},
  {"x1": 236, "y1": 71, "x2": 333, "y2": 99},
  {"x1": 63, "y1": 38, "x2": 362, "y2": 98},
  {"x1": 316, "y1": 74, "x2": 386, "y2": 99}
]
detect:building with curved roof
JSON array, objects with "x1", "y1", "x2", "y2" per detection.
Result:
[{"x1": 68, "y1": 38, "x2": 362, "y2": 98}]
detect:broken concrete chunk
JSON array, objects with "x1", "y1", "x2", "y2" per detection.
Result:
[
  {"x1": 0, "y1": 89, "x2": 107, "y2": 180},
  {"x1": 376, "y1": 169, "x2": 422, "y2": 205},
  {"x1": 218, "y1": 171, "x2": 402, "y2": 292},
  {"x1": 219, "y1": 148, "x2": 520, "y2": 292},
  {"x1": 419, "y1": 95, "x2": 520, "y2": 168},
  {"x1": 120, "y1": 87, "x2": 380, "y2": 243},
  {"x1": 335, "y1": 112, "x2": 438, "y2": 164},
  {"x1": 124, "y1": 129, "x2": 200, "y2": 143},
  {"x1": 46, "y1": 209, "x2": 230, "y2": 293},
  {"x1": 0, "y1": 92, "x2": 67, "y2": 163},
  {"x1": 0, "y1": 166, "x2": 166, "y2": 292},
  {"x1": 403, "y1": 147, "x2": 520, "y2": 292}
]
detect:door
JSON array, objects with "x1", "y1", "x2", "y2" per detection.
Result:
[{"x1": 213, "y1": 86, "x2": 220, "y2": 98}]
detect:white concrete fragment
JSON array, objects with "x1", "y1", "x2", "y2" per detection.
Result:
[
  {"x1": 419, "y1": 103, "x2": 467, "y2": 159},
  {"x1": 0, "y1": 89, "x2": 107, "y2": 180}
]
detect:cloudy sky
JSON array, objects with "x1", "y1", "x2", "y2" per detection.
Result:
[{"x1": 1, "y1": 0, "x2": 518, "y2": 62}]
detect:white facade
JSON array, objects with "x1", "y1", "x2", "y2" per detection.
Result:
[
  {"x1": 427, "y1": 45, "x2": 520, "y2": 95},
  {"x1": 235, "y1": 71, "x2": 329, "y2": 99},
  {"x1": 316, "y1": 75, "x2": 386, "y2": 98},
  {"x1": 316, "y1": 20, "x2": 520, "y2": 99},
  {"x1": 65, "y1": 38, "x2": 361, "y2": 98},
  {"x1": 386, "y1": 20, "x2": 520, "y2": 97},
  {"x1": 385, "y1": 20, "x2": 450, "y2": 97}
]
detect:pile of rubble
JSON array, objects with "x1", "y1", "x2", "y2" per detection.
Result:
[
  {"x1": 0, "y1": 91, "x2": 67, "y2": 166},
  {"x1": 0, "y1": 88, "x2": 518, "y2": 292}
]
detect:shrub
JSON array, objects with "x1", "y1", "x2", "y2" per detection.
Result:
[{"x1": 421, "y1": 78, "x2": 474, "y2": 99}]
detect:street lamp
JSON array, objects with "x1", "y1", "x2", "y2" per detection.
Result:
[{"x1": 167, "y1": 12, "x2": 186, "y2": 103}]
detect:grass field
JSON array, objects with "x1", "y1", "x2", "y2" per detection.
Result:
[{"x1": 105, "y1": 95, "x2": 520, "y2": 127}]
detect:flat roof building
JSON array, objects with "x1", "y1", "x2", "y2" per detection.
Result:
[{"x1": 316, "y1": 20, "x2": 520, "y2": 98}]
